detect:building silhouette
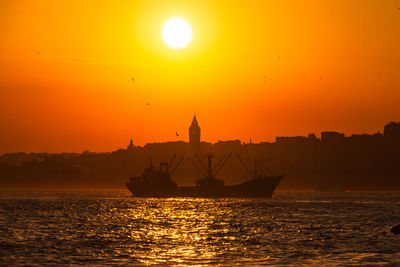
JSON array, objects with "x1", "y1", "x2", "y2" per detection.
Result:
[
  {"x1": 127, "y1": 138, "x2": 134, "y2": 150},
  {"x1": 321, "y1": 131, "x2": 345, "y2": 144},
  {"x1": 384, "y1": 121, "x2": 400, "y2": 145},
  {"x1": 189, "y1": 114, "x2": 201, "y2": 152}
]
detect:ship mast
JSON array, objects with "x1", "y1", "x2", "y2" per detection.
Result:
[
  {"x1": 206, "y1": 154, "x2": 213, "y2": 178},
  {"x1": 236, "y1": 153, "x2": 275, "y2": 180},
  {"x1": 188, "y1": 153, "x2": 231, "y2": 179}
]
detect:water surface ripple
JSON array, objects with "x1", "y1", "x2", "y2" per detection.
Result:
[{"x1": 0, "y1": 191, "x2": 400, "y2": 265}]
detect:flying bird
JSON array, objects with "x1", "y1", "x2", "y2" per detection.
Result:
[
  {"x1": 132, "y1": 77, "x2": 135, "y2": 82},
  {"x1": 176, "y1": 132, "x2": 179, "y2": 136},
  {"x1": 145, "y1": 102, "x2": 150, "y2": 106}
]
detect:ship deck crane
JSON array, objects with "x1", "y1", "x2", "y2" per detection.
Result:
[
  {"x1": 236, "y1": 153, "x2": 254, "y2": 179},
  {"x1": 213, "y1": 154, "x2": 226, "y2": 173},
  {"x1": 195, "y1": 153, "x2": 208, "y2": 174},
  {"x1": 169, "y1": 156, "x2": 184, "y2": 176},
  {"x1": 187, "y1": 156, "x2": 207, "y2": 177},
  {"x1": 213, "y1": 153, "x2": 232, "y2": 177},
  {"x1": 167, "y1": 154, "x2": 177, "y2": 172},
  {"x1": 189, "y1": 153, "x2": 232, "y2": 179},
  {"x1": 236, "y1": 153, "x2": 269, "y2": 180}
]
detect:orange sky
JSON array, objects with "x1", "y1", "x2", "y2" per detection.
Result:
[{"x1": 1, "y1": 0, "x2": 400, "y2": 153}]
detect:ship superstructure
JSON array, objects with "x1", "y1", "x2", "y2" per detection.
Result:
[{"x1": 126, "y1": 155, "x2": 183, "y2": 197}]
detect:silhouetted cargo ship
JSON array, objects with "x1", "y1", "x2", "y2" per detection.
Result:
[{"x1": 126, "y1": 153, "x2": 283, "y2": 198}]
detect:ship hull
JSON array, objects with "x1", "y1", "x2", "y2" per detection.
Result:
[{"x1": 126, "y1": 176, "x2": 283, "y2": 198}]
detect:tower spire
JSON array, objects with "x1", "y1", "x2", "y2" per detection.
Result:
[
  {"x1": 191, "y1": 113, "x2": 198, "y2": 127},
  {"x1": 189, "y1": 113, "x2": 201, "y2": 151},
  {"x1": 127, "y1": 137, "x2": 134, "y2": 150}
]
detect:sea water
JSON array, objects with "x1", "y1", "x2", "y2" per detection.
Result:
[{"x1": 0, "y1": 191, "x2": 399, "y2": 265}]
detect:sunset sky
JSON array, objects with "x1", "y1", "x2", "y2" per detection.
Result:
[{"x1": 1, "y1": 0, "x2": 400, "y2": 153}]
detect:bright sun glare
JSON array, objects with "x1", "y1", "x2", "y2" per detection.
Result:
[{"x1": 162, "y1": 17, "x2": 193, "y2": 50}]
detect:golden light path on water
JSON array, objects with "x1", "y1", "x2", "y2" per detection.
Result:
[
  {"x1": 125, "y1": 198, "x2": 226, "y2": 264},
  {"x1": 1, "y1": 191, "x2": 400, "y2": 265}
]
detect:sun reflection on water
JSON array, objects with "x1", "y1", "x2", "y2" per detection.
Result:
[{"x1": 1, "y1": 192, "x2": 400, "y2": 265}]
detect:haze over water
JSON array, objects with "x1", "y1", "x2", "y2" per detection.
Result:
[{"x1": 1, "y1": 191, "x2": 399, "y2": 265}]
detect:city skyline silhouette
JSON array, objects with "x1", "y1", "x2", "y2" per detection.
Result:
[{"x1": 1, "y1": 1, "x2": 400, "y2": 154}]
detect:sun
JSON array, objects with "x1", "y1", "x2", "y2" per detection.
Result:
[{"x1": 162, "y1": 17, "x2": 193, "y2": 50}]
